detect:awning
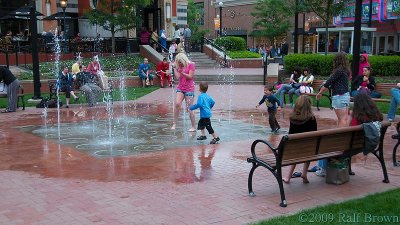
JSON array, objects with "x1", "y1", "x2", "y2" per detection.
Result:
[
  {"x1": 0, "y1": 6, "x2": 43, "y2": 20},
  {"x1": 43, "y1": 12, "x2": 78, "y2": 20},
  {"x1": 224, "y1": 29, "x2": 247, "y2": 36},
  {"x1": 291, "y1": 27, "x2": 319, "y2": 35}
]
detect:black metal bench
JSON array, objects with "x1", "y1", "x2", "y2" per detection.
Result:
[
  {"x1": 0, "y1": 84, "x2": 25, "y2": 110},
  {"x1": 393, "y1": 122, "x2": 400, "y2": 167},
  {"x1": 247, "y1": 122, "x2": 391, "y2": 207}
]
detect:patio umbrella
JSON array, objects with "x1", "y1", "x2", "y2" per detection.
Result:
[
  {"x1": 42, "y1": 12, "x2": 77, "y2": 20},
  {"x1": 0, "y1": 5, "x2": 43, "y2": 20}
]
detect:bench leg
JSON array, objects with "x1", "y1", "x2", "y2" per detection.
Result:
[
  {"x1": 275, "y1": 167, "x2": 287, "y2": 207},
  {"x1": 20, "y1": 95, "x2": 25, "y2": 110},
  {"x1": 393, "y1": 141, "x2": 400, "y2": 167},
  {"x1": 248, "y1": 163, "x2": 258, "y2": 197},
  {"x1": 348, "y1": 157, "x2": 355, "y2": 175},
  {"x1": 372, "y1": 149, "x2": 390, "y2": 183}
]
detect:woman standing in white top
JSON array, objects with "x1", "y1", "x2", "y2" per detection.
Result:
[{"x1": 173, "y1": 25, "x2": 181, "y2": 45}]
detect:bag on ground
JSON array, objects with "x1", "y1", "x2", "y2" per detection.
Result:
[{"x1": 326, "y1": 157, "x2": 350, "y2": 185}]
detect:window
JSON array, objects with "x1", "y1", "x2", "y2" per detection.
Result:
[{"x1": 194, "y1": 2, "x2": 204, "y2": 25}]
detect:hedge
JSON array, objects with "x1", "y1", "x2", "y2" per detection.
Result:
[
  {"x1": 227, "y1": 51, "x2": 262, "y2": 59},
  {"x1": 214, "y1": 36, "x2": 246, "y2": 51},
  {"x1": 283, "y1": 54, "x2": 400, "y2": 78}
]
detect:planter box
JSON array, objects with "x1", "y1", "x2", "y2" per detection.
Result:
[
  {"x1": 20, "y1": 76, "x2": 161, "y2": 95},
  {"x1": 203, "y1": 45, "x2": 262, "y2": 68}
]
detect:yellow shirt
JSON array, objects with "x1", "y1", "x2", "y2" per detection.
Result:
[{"x1": 71, "y1": 62, "x2": 80, "y2": 74}]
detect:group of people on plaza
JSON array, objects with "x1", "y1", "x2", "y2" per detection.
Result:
[
  {"x1": 254, "y1": 52, "x2": 399, "y2": 181},
  {"x1": 141, "y1": 24, "x2": 191, "y2": 55},
  {"x1": 249, "y1": 40, "x2": 289, "y2": 59},
  {"x1": 57, "y1": 55, "x2": 104, "y2": 108},
  {"x1": 1, "y1": 45, "x2": 400, "y2": 151}
]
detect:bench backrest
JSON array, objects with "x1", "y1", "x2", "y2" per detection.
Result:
[
  {"x1": 279, "y1": 122, "x2": 391, "y2": 161},
  {"x1": 375, "y1": 83, "x2": 394, "y2": 96}
]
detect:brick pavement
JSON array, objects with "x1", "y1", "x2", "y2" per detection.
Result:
[{"x1": 0, "y1": 85, "x2": 399, "y2": 225}]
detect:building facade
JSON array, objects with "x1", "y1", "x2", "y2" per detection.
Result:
[{"x1": 1, "y1": 0, "x2": 188, "y2": 40}]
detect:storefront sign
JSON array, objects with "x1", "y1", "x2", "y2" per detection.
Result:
[
  {"x1": 334, "y1": 0, "x2": 385, "y2": 24},
  {"x1": 386, "y1": 0, "x2": 400, "y2": 19}
]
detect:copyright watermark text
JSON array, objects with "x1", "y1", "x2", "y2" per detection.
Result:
[{"x1": 298, "y1": 213, "x2": 399, "y2": 223}]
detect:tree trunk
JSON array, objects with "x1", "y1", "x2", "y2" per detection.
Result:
[
  {"x1": 324, "y1": 0, "x2": 331, "y2": 55},
  {"x1": 294, "y1": 0, "x2": 299, "y2": 54},
  {"x1": 324, "y1": 22, "x2": 329, "y2": 55},
  {"x1": 111, "y1": 24, "x2": 115, "y2": 53}
]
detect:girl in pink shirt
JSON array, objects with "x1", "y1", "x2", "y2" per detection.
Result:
[{"x1": 171, "y1": 53, "x2": 196, "y2": 131}]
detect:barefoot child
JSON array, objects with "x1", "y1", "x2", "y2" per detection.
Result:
[
  {"x1": 282, "y1": 95, "x2": 317, "y2": 183},
  {"x1": 256, "y1": 86, "x2": 281, "y2": 132},
  {"x1": 189, "y1": 82, "x2": 220, "y2": 144}
]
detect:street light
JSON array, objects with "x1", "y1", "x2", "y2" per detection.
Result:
[
  {"x1": 60, "y1": 0, "x2": 68, "y2": 34},
  {"x1": 218, "y1": 1, "x2": 223, "y2": 37},
  {"x1": 30, "y1": 0, "x2": 41, "y2": 99}
]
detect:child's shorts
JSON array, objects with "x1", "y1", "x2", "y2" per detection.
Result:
[{"x1": 197, "y1": 118, "x2": 214, "y2": 134}]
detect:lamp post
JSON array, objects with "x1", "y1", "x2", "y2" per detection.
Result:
[
  {"x1": 218, "y1": 1, "x2": 223, "y2": 37},
  {"x1": 60, "y1": 0, "x2": 68, "y2": 35},
  {"x1": 30, "y1": 0, "x2": 41, "y2": 99}
]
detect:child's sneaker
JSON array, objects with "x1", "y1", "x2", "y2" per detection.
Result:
[
  {"x1": 210, "y1": 137, "x2": 220, "y2": 144},
  {"x1": 197, "y1": 136, "x2": 207, "y2": 140}
]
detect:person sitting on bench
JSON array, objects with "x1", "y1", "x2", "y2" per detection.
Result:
[
  {"x1": 156, "y1": 58, "x2": 172, "y2": 88},
  {"x1": 288, "y1": 68, "x2": 314, "y2": 107},
  {"x1": 76, "y1": 71, "x2": 102, "y2": 107},
  {"x1": 58, "y1": 66, "x2": 79, "y2": 108}
]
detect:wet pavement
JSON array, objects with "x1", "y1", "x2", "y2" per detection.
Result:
[{"x1": 0, "y1": 85, "x2": 399, "y2": 225}]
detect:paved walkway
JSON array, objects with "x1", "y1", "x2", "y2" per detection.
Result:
[
  {"x1": 195, "y1": 68, "x2": 264, "y2": 76},
  {"x1": 0, "y1": 85, "x2": 399, "y2": 225}
]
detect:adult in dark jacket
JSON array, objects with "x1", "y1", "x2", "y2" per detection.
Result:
[
  {"x1": 0, "y1": 66, "x2": 20, "y2": 113},
  {"x1": 351, "y1": 66, "x2": 381, "y2": 98},
  {"x1": 58, "y1": 67, "x2": 79, "y2": 108}
]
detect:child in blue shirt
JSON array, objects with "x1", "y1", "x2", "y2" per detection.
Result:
[
  {"x1": 189, "y1": 82, "x2": 220, "y2": 144},
  {"x1": 138, "y1": 58, "x2": 154, "y2": 87},
  {"x1": 256, "y1": 85, "x2": 281, "y2": 132}
]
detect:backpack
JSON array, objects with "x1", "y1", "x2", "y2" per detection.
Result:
[
  {"x1": 36, "y1": 97, "x2": 63, "y2": 108},
  {"x1": 36, "y1": 97, "x2": 49, "y2": 108},
  {"x1": 47, "y1": 99, "x2": 63, "y2": 108},
  {"x1": 361, "y1": 121, "x2": 381, "y2": 155}
]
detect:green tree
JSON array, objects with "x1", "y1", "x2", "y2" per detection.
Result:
[
  {"x1": 187, "y1": 0, "x2": 208, "y2": 43},
  {"x1": 251, "y1": 0, "x2": 293, "y2": 46},
  {"x1": 86, "y1": 0, "x2": 151, "y2": 53},
  {"x1": 303, "y1": 0, "x2": 345, "y2": 55}
]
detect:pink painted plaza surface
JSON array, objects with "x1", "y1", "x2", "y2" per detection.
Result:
[{"x1": 0, "y1": 85, "x2": 399, "y2": 225}]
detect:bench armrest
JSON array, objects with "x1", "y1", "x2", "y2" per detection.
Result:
[{"x1": 250, "y1": 139, "x2": 279, "y2": 161}]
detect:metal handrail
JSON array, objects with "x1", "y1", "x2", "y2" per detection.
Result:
[
  {"x1": 150, "y1": 37, "x2": 169, "y2": 53},
  {"x1": 203, "y1": 37, "x2": 227, "y2": 66}
]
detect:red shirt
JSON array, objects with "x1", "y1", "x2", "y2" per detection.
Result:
[{"x1": 156, "y1": 62, "x2": 169, "y2": 73}]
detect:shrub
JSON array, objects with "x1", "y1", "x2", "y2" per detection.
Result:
[
  {"x1": 227, "y1": 51, "x2": 262, "y2": 59},
  {"x1": 284, "y1": 54, "x2": 400, "y2": 78},
  {"x1": 214, "y1": 36, "x2": 246, "y2": 51},
  {"x1": 25, "y1": 55, "x2": 145, "y2": 74}
]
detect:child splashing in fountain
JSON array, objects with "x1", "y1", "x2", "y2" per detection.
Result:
[
  {"x1": 256, "y1": 85, "x2": 281, "y2": 133},
  {"x1": 171, "y1": 53, "x2": 196, "y2": 131},
  {"x1": 190, "y1": 82, "x2": 220, "y2": 144}
]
